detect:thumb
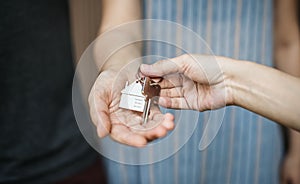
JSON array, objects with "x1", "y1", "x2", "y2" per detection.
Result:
[
  {"x1": 88, "y1": 90, "x2": 111, "y2": 138},
  {"x1": 95, "y1": 108, "x2": 111, "y2": 138},
  {"x1": 140, "y1": 55, "x2": 186, "y2": 77}
]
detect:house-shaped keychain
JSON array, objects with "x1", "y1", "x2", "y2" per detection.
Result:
[{"x1": 119, "y1": 80, "x2": 146, "y2": 112}]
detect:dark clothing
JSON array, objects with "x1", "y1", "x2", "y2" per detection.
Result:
[
  {"x1": 0, "y1": 0, "x2": 98, "y2": 183},
  {"x1": 55, "y1": 158, "x2": 106, "y2": 184}
]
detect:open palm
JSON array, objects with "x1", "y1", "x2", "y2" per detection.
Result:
[{"x1": 88, "y1": 69, "x2": 174, "y2": 147}]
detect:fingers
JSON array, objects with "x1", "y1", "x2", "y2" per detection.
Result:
[
  {"x1": 90, "y1": 68, "x2": 177, "y2": 146},
  {"x1": 88, "y1": 90, "x2": 111, "y2": 138},
  {"x1": 158, "y1": 97, "x2": 189, "y2": 109},
  {"x1": 149, "y1": 110, "x2": 175, "y2": 131},
  {"x1": 160, "y1": 87, "x2": 183, "y2": 98},
  {"x1": 110, "y1": 116, "x2": 175, "y2": 146},
  {"x1": 95, "y1": 109, "x2": 111, "y2": 138},
  {"x1": 110, "y1": 124, "x2": 147, "y2": 147},
  {"x1": 109, "y1": 104, "x2": 175, "y2": 146},
  {"x1": 141, "y1": 54, "x2": 223, "y2": 85},
  {"x1": 131, "y1": 112, "x2": 175, "y2": 141},
  {"x1": 159, "y1": 74, "x2": 183, "y2": 89},
  {"x1": 157, "y1": 113, "x2": 175, "y2": 130},
  {"x1": 111, "y1": 110, "x2": 142, "y2": 127},
  {"x1": 140, "y1": 55, "x2": 187, "y2": 77}
]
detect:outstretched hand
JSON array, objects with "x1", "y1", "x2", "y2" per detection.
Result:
[
  {"x1": 140, "y1": 54, "x2": 232, "y2": 112},
  {"x1": 88, "y1": 68, "x2": 175, "y2": 147}
]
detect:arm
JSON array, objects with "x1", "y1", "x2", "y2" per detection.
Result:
[
  {"x1": 274, "y1": 0, "x2": 300, "y2": 183},
  {"x1": 88, "y1": 0, "x2": 174, "y2": 147},
  {"x1": 96, "y1": 0, "x2": 142, "y2": 70},
  {"x1": 140, "y1": 54, "x2": 300, "y2": 131},
  {"x1": 227, "y1": 59, "x2": 300, "y2": 131}
]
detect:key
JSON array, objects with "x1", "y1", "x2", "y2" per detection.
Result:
[
  {"x1": 119, "y1": 76, "x2": 161, "y2": 125},
  {"x1": 141, "y1": 77, "x2": 161, "y2": 125}
]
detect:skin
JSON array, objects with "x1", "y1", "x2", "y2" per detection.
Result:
[
  {"x1": 274, "y1": 0, "x2": 300, "y2": 183},
  {"x1": 89, "y1": 68, "x2": 174, "y2": 147},
  {"x1": 140, "y1": 54, "x2": 300, "y2": 131},
  {"x1": 88, "y1": 0, "x2": 174, "y2": 147},
  {"x1": 90, "y1": 3, "x2": 300, "y2": 182}
]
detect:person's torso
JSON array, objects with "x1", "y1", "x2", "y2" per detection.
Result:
[{"x1": 0, "y1": 0, "x2": 96, "y2": 183}]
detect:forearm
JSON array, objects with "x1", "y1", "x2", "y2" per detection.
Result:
[
  {"x1": 95, "y1": 0, "x2": 142, "y2": 71},
  {"x1": 222, "y1": 59, "x2": 300, "y2": 131},
  {"x1": 274, "y1": 0, "x2": 300, "y2": 155},
  {"x1": 274, "y1": 0, "x2": 300, "y2": 76}
]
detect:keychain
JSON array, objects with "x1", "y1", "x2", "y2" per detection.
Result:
[{"x1": 119, "y1": 71, "x2": 162, "y2": 125}]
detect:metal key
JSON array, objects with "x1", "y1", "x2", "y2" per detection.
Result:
[{"x1": 141, "y1": 77, "x2": 161, "y2": 125}]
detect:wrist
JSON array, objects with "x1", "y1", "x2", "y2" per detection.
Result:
[
  {"x1": 94, "y1": 29, "x2": 142, "y2": 71},
  {"x1": 221, "y1": 58, "x2": 256, "y2": 108},
  {"x1": 99, "y1": 59, "x2": 141, "y2": 83},
  {"x1": 217, "y1": 57, "x2": 239, "y2": 106}
]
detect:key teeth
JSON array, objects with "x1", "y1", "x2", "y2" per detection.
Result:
[{"x1": 143, "y1": 99, "x2": 152, "y2": 125}]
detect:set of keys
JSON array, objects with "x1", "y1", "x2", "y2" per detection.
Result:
[{"x1": 119, "y1": 76, "x2": 161, "y2": 125}]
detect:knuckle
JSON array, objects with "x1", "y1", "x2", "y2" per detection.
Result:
[
  {"x1": 157, "y1": 128, "x2": 167, "y2": 137},
  {"x1": 178, "y1": 87, "x2": 183, "y2": 96},
  {"x1": 165, "y1": 98, "x2": 172, "y2": 108},
  {"x1": 166, "y1": 89, "x2": 172, "y2": 97},
  {"x1": 172, "y1": 99, "x2": 179, "y2": 108},
  {"x1": 181, "y1": 54, "x2": 189, "y2": 60}
]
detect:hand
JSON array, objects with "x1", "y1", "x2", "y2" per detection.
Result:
[
  {"x1": 140, "y1": 54, "x2": 233, "y2": 111},
  {"x1": 281, "y1": 153, "x2": 300, "y2": 184},
  {"x1": 88, "y1": 68, "x2": 175, "y2": 147}
]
